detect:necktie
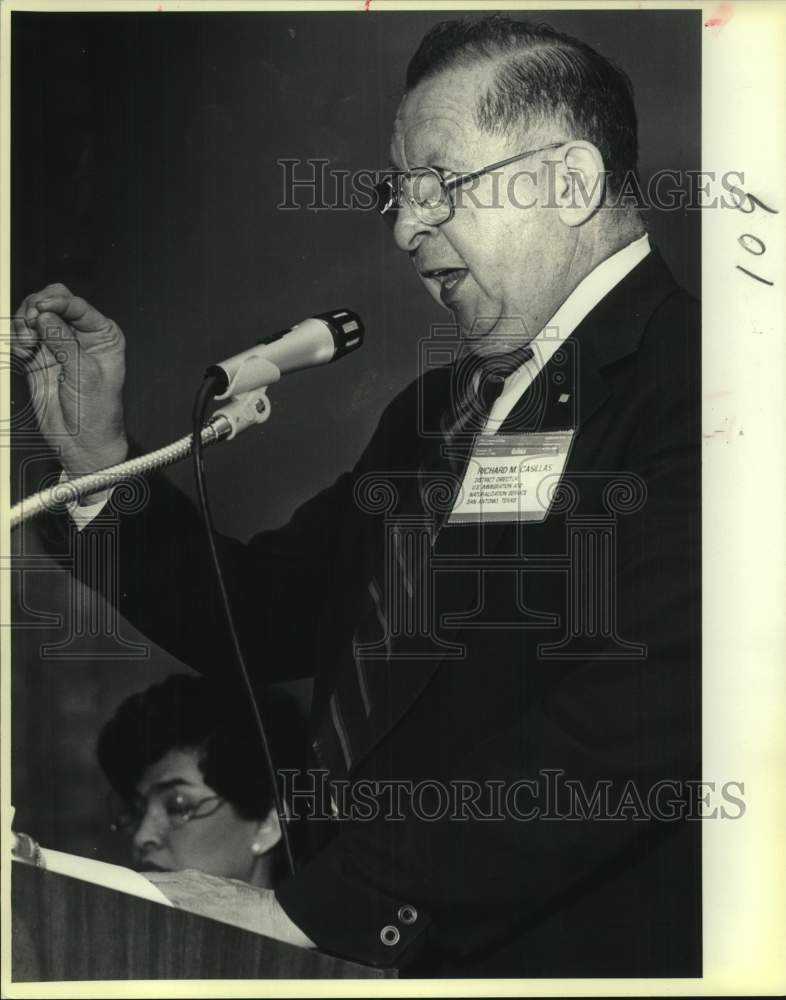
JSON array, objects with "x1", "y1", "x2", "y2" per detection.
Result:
[{"x1": 440, "y1": 343, "x2": 536, "y2": 476}]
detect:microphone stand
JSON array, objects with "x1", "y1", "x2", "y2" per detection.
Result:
[{"x1": 9, "y1": 388, "x2": 271, "y2": 530}]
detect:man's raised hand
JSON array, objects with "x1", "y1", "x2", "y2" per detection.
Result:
[{"x1": 12, "y1": 283, "x2": 128, "y2": 477}]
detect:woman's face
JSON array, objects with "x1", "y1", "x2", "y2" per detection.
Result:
[{"x1": 128, "y1": 747, "x2": 272, "y2": 883}]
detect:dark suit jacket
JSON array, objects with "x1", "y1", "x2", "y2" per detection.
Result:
[{"x1": 43, "y1": 248, "x2": 701, "y2": 977}]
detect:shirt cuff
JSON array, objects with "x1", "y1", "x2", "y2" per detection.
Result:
[{"x1": 58, "y1": 470, "x2": 112, "y2": 530}]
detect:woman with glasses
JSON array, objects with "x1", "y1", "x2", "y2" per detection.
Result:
[{"x1": 98, "y1": 674, "x2": 308, "y2": 888}]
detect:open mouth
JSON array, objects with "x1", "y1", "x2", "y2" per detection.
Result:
[
  {"x1": 422, "y1": 266, "x2": 466, "y2": 286},
  {"x1": 421, "y1": 267, "x2": 469, "y2": 305},
  {"x1": 432, "y1": 268, "x2": 466, "y2": 288}
]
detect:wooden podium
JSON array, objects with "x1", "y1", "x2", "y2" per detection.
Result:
[{"x1": 12, "y1": 863, "x2": 396, "y2": 981}]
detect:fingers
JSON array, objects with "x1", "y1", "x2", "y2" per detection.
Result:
[
  {"x1": 32, "y1": 285, "x2": 115, "y2": 336},
  {"x1": 12, "y1": 283, "x2": 123, "y2": 361},
  {"x1": 25, "y1": 282, "x2": 74, "y2": 318},
  {"x1": 15, "y1": 282, "x2": 74, "y2": 328},
  {"x1": 12, "y1": 284, "x2": 77, "y2": 359},
  {"x1": 11, "y1": 293, "x2": 42, "y2": 359}
]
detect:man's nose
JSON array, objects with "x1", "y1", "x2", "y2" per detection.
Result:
[{"x1": 392, "y1": 198, "x2": 440, "y2": 253}]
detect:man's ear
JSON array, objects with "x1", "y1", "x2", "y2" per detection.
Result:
[
  {"x1": 250, "y1": 805, "x2": 282, "y2": 856},
  {"x1": 552, "y1": 141, "x2": 607, "y2": 226}
]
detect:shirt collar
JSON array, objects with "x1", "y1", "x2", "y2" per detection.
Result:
[{"x1": 497, "y1": 233, "x2": 651, "y2": 404}]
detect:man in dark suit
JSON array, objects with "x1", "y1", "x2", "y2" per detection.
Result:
[{"x1": 14, "y1": 16, "x2": 700, "y2": 977}]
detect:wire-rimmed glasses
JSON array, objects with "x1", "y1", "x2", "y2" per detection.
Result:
[
  {"x1": 108, "y1": 790, "x2": 226, "y2": 834},
  {"x1": 375, "y1": 141, "x2": 566, "y2": 229}
]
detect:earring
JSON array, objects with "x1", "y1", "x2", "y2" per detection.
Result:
[{"x1": 251, "y1": 841, "x2": 263, "y2": 854}]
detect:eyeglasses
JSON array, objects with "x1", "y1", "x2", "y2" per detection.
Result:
[
  {"x1": 375, "y1": 142, "x2": 566, "y2": 229},
  {"x1": 108, "y1": 789, "x2": 225, "y2": 834}
]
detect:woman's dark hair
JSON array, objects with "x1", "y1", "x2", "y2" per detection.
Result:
[
  {"x1": 97, "y1": 674, "x2": 308, "y2": 821},
  {"x1": 406, "y1": 14, "x2": 638, "y2": 198}
]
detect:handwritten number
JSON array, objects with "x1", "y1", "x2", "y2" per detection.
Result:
[
  {"x1": 735, "y1": 265, "x2": 774, "y2": 286},
  {"x1": 738, "y1": 233, "x2": 766, "y2": 256},
  {"x1": 734, "y1": 189, "x2": 778, "y2": 286},
  {"x1": 729, "y1": 186, "x2": 779, "y2": 215}
]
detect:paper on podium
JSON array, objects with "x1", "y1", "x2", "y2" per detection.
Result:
[{"x1": 12, "y1": 842, "x2": 173, "y2": 907}]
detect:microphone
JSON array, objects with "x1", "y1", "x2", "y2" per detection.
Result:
[{"x1": 207, "y1": 309, "x2": 364, "y2": 400}]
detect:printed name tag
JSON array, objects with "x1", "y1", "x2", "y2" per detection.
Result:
[{"x1": 447, "y1": 431, "x2": 575, "y2": 525}]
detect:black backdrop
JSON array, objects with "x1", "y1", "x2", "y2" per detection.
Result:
[{"x1": 10, "y1": 9, "x2": 700, "y2": 863}]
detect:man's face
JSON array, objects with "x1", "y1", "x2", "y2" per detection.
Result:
[{"x1": 390, "y1": 62, "x2": 573, "y2": 354}]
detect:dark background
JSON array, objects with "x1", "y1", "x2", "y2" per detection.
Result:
[{"x1": 10, "y1": 9, "x2": 700, "y2": 864}]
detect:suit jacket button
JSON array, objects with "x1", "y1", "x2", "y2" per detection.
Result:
[
  {"x1": 380, "y1": 925, "x2": 400, "y2": 946},
  {"x1": 397, "y1": 904, "x2": 417, "y2": 925}
]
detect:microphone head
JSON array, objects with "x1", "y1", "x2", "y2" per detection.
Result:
[
  {"x1": 314, "y1": 309, "x2": 364, "y2": 361},
  {"x1": 206, "y1": 309, "x2": 364, "y2": 399}
]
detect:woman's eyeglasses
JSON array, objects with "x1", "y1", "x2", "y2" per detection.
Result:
[
  {"x1": 108, "y1": 790, "x2": 225, "y2": 833},
  {"x1": 374, "y1": 142, "x2": 566, "y2": 229}
]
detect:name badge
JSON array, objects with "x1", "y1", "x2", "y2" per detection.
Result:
[{"x1": 447, "y1": 431, "x2": 575, "y2": 525}]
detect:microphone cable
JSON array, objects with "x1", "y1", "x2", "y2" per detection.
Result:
[{"x1": 192, "y1": 375, "x2": 296, "y2": 878}]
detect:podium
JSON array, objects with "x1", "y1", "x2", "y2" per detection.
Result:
[{"x1": 12, "y1": 863, "x2": 396, "y2": 981}]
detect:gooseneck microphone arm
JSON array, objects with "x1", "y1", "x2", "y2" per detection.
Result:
[{"x1": 7, "y1": 391, "x2": 270, "y2": 529}]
